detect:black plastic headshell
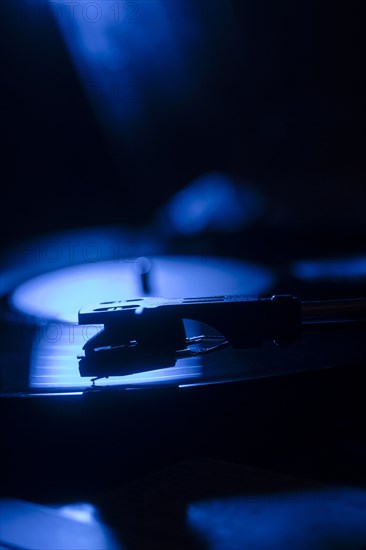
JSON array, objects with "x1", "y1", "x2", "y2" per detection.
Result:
[{"x1": 78, "y1": 295, "x2": 302, "y2": 381}]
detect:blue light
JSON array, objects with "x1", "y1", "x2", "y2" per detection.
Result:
[
  {"x1": 23, "y1": 0, "x2": 231, "y2": 129},
  {"x1": 0, "y1": 226, "x2": 144, "y2": 297},
  {"x1": 164, "y1": 172, "x2": 265, "y2": 235},
  {"x1": 11, "y1": 256, "x2": 273, "y2": 322},
  {"x1": 9, "y1": 255, "x2": 272, "y2": 389},
  {"x1": 187, "y1": 489, "x2": 366, "y2": 549},
  {"x1": 292, "y1": 256, "x2": 366, "y2": 281},
  {"x1": 30, "y1": 322, "x2": 203, "y2": 389},
  {"x1": 11, "y1": 261, "x2": 139, "y2": 323},
  {"x1": 0, "y1": 499, "x2": 121, "y2": 550}
]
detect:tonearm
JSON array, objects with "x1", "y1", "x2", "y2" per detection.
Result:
[{"x1": 78, "y1": 295, "x2": 366, "y2": 383}]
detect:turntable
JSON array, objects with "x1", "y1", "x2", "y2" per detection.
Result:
[
  {"x1": 0, "y1": 223, "x2": 365, "y2": 395},
  {"x1": 0, "y1": 178, "x2": 365, "y2": 548},
  {"x1": 2, "y1": 0, "x2": 366, "y2": 545},
  {"x1": 0, "y1": 225, "x2": 365, "y2": 506},
  {"x1": 0, "y1": 216, "x2": 365, "y2": 543},
  {"x1": 0, "y1": 227, "x2": 364, "y2": 397}
]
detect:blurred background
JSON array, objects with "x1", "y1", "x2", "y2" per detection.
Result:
[
  {"x1": 1, "y1": 4, "x2": 366, "y2": 548},
  {"x1": 1, "y1": 0, "x2": 364, "y2": 261}
]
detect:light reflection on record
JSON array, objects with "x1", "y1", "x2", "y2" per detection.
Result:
[
  {"x1": 24, "y1": 256, "x2": 273, "y2": 390},
  {"x1": 31, "y1": 323, "x2": 202, "y2": 390},
  {"x1": 11, "y1": 257, "x2": 273, "y2": 323},
  {"x1": 30, "y1": 320, "x2": 366, "y2": 392}
]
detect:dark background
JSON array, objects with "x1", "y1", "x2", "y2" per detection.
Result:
[
  {"x1": 1, "y1": 0, "x2": 365, "y2": 253},
  {"x1": 1, "y1": 0, "x2": 366, "y2": 513}
]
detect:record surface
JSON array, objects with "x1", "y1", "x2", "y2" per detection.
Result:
[{"x1": 1, "y1": 253, "x2": 279, "y2": 394}]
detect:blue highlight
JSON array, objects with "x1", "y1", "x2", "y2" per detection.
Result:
[
  {"x1": 165, "y1": 172, "x2": 265, "y2": 235},
  {"x1": 187, "y1": 489, "x2": 366, "y2": 549},
  {"x1": 9, "y1": 256, "x2": 272, "y2": 389},
  {"x1": 2, "y1": 489, "x2": 366, "y2": 549},
  {"x1": 30, "y1": 0, "x2": 222, "y2": 129},
  {"x1": 10, "y1": 256, "x2": 272, "y2": 322},
  {"x1": 292, "y1": 256, "x2": 366, "y2": 281},
  {"x1": 0, "y1": 499, "x2": 121, "y2": 550},
  {"x1": 29, "y1": 321, "x2": 203, "y2": 389}
]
